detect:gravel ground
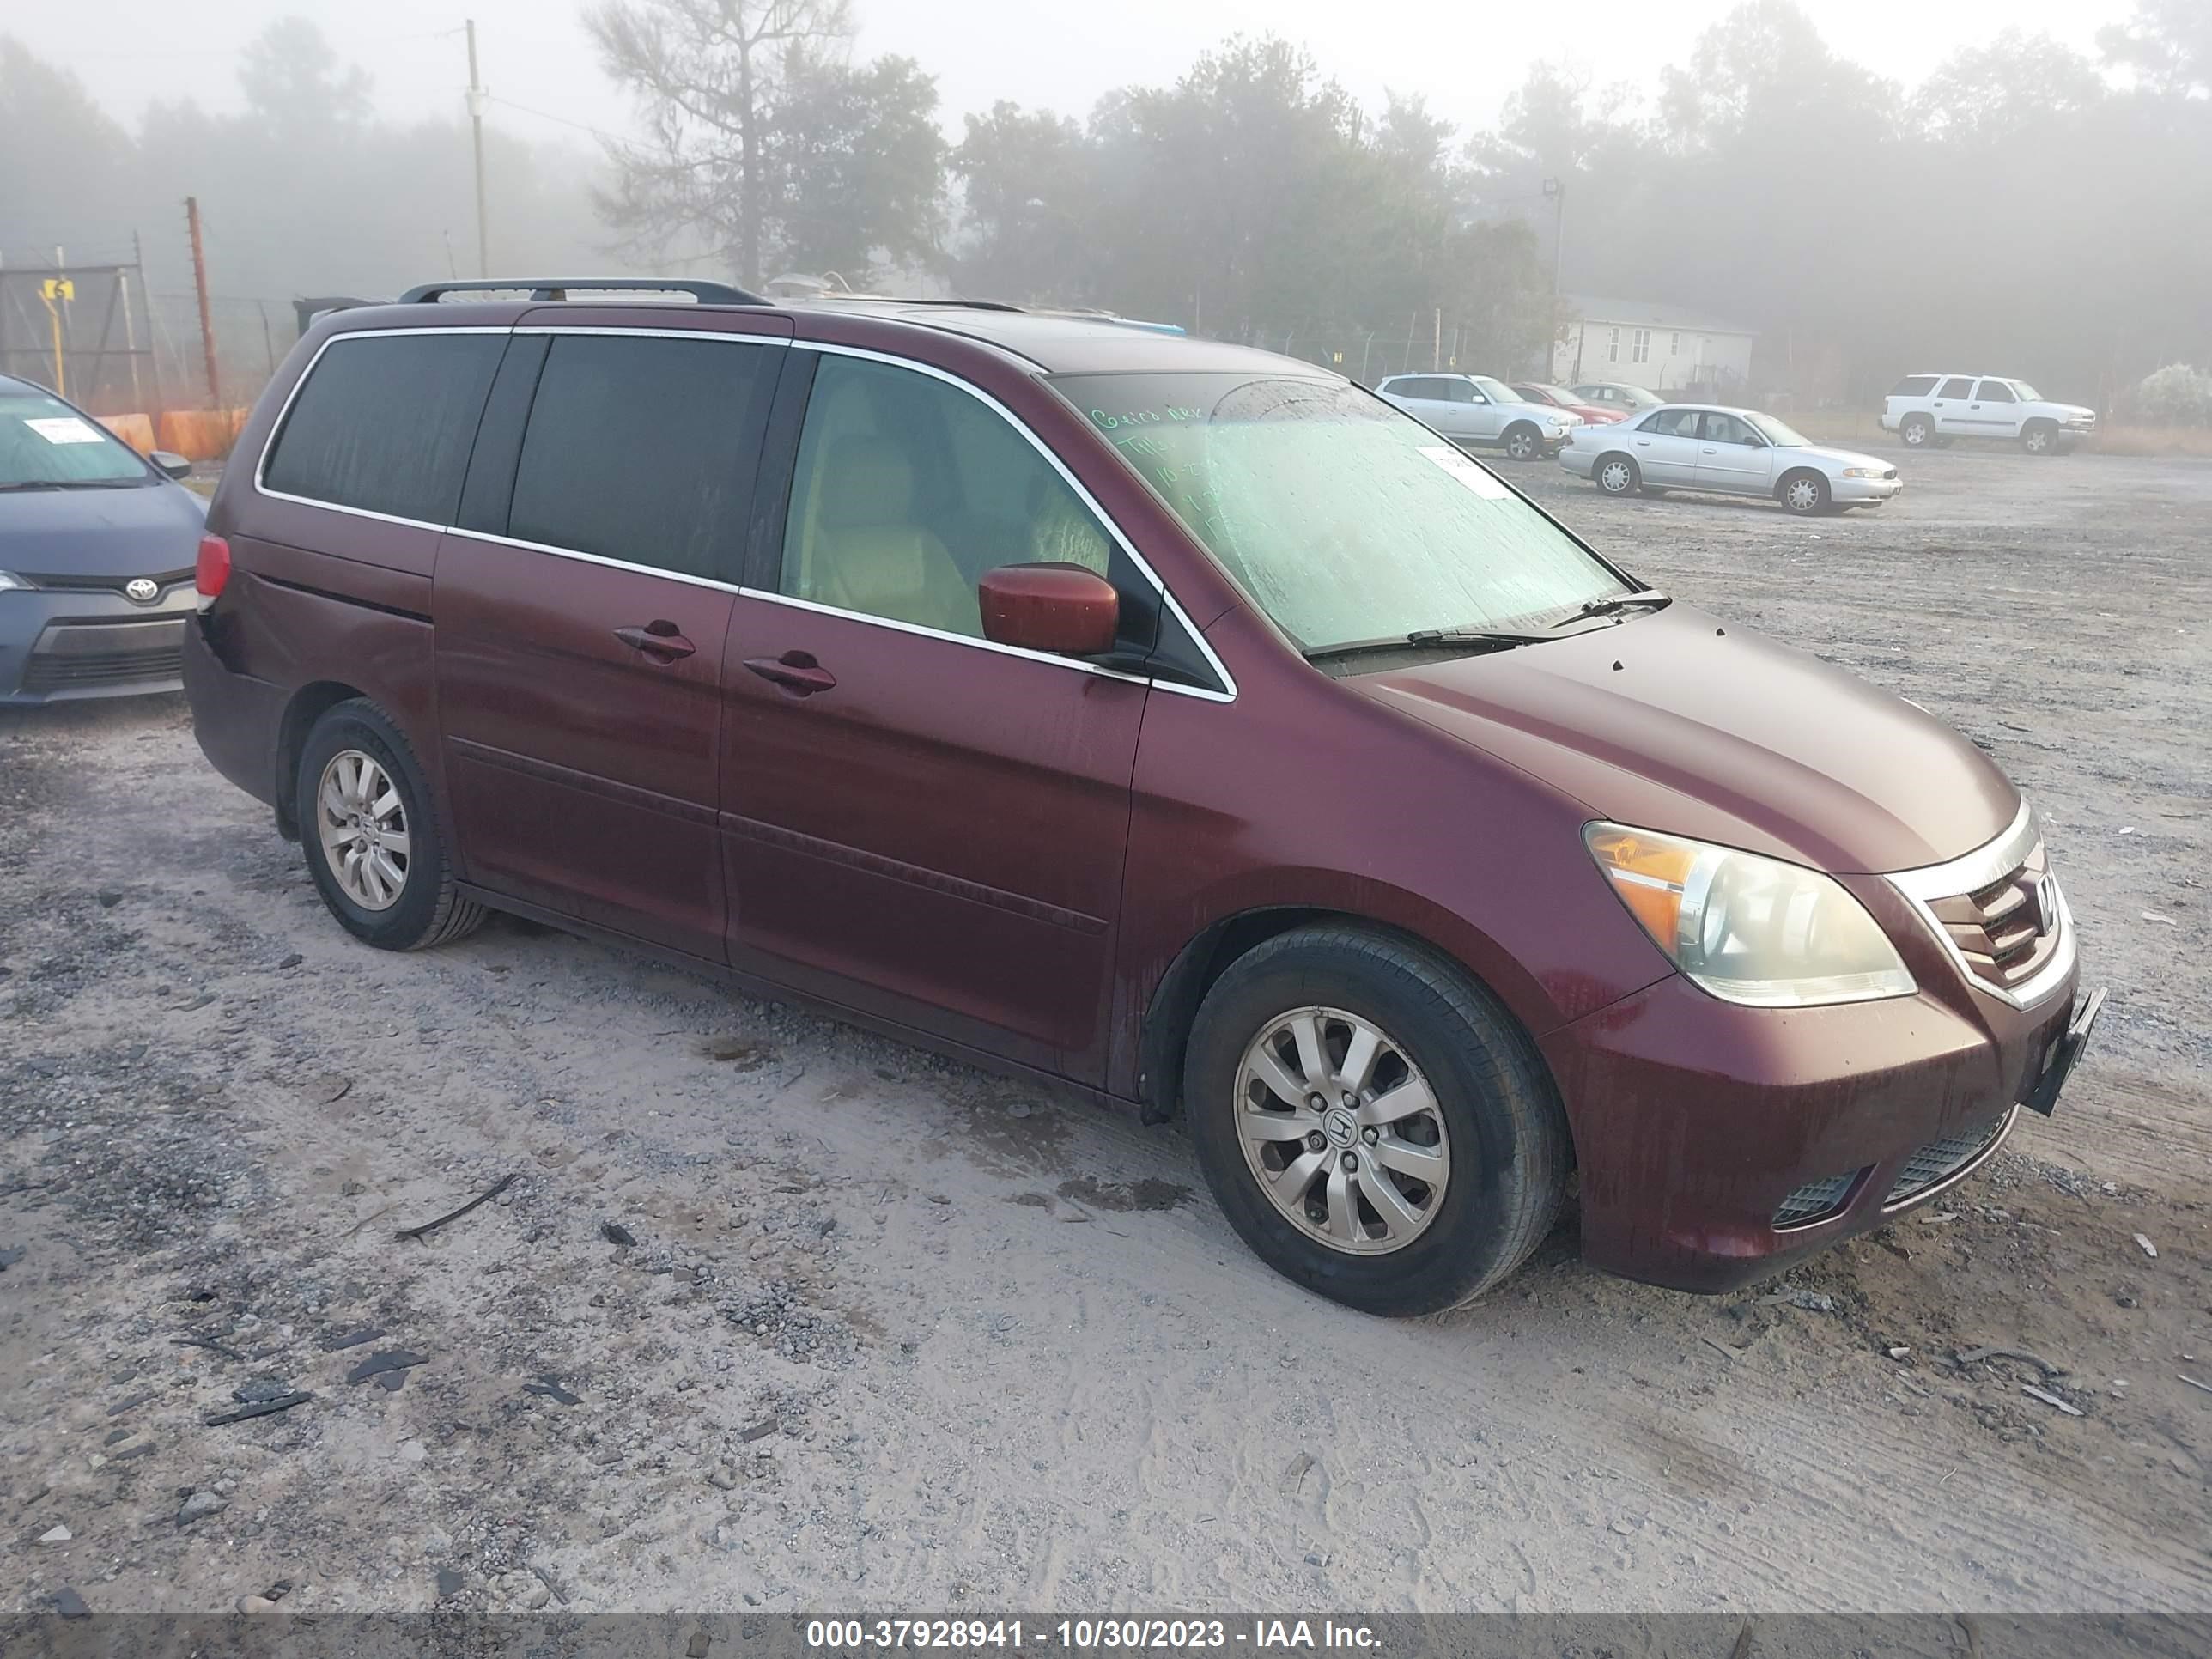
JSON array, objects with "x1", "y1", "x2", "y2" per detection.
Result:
[{"x1": 3, "y1": 441, "x2": 2209, "y2": 1619}]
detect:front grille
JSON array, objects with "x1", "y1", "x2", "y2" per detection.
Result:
[
  {"x1": 1773, "y1": 1170, "x2": 1863, "y2": 1230},
  {"x1": 1923, "y1": 839, "x2": 2063, "y2": 995},
  {"x1": 1884, "y1": 1112, "x2": 2011, "y2": 1207},
  {"x1": 20, "y1": 645, "x2": 184, "y2": 692},
  {"x1": 16, "y1": 568, "x2": 192, "y2": 599}
]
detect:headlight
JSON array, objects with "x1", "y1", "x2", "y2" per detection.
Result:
[
  {"x1": 0, "y1": 570, "x2": 30, "y2": 592},
  {"x1": 1840, "y1": 467, "x2": 1882, "y2": 478},
  {"x1": 1584, "y1": 823, "x2": 1916, "y2": 1007}
]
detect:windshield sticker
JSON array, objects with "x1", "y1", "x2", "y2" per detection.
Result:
[
  {"x1": 25, "y1": 416, "x2": 106, "y2": 446},
  {"x1": 1417, "y1": 444, "x2": 1510, "y2": 500}
]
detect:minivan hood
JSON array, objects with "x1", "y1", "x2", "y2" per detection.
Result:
[
  {"x1": 0, "y1": 480, "x2": 205, "y2": 577},
  {"x1": 1352, "y1": 603, "x2": 2018, "y2": 874}
]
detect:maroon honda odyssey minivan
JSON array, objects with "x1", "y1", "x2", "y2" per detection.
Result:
[{"x1": 183, "y1": 279, "x2": 2102, "y2": 1316}]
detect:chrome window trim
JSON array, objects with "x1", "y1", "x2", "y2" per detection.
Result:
[
  {"x1": 1884, "y1": 799, "x2": 2075, "y2": 1009},
  {"x1": 250, "y1": 324, "x2": 1237, "y2": 704},
  {"x1": 789, "y1": 338, "x2": 1238, "y2": 702},
  {"x1": 252, "y1": 326, "x2": 514, "y2": 530},
  {"x1": 441, "y1": 526, "x2": 745, "y2": 595}
]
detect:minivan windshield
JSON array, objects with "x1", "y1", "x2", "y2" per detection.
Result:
[
  {"x1": 0, "y1": 389, "x2": 152, "y2": 489},
  {"x1": 1050, "y1": 372, "x2": 1630, "y2": 653}
]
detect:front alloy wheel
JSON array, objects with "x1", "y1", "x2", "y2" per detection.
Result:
[
  {"x1": 1236, "y1": 1006, "x2": 1449, "y2": 1255},
  {"x1": 316, "y1": 750, "x2": 410, "y2": 910},
  {"x1": 1504, "y1": 425, "x2": 1541, "y2": 462}
]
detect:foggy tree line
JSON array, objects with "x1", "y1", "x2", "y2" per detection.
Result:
[{"x1": 3, "y1": 0, "x2": 2208, "y2": 409}]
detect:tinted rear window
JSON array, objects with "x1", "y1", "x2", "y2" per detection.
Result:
[
  {"x1": 1889, "y1": 375, "x2": 1938, "y2": 398},
  {"x1": 506, "y1": 333, "x2": 776, "y2": 580},
  {"x1": 263, "y1": 333, "x2": 503, "y2": 523}
]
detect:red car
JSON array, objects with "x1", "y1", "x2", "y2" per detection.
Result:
[
  {"x1": 1513, "y1": 382, "x2": 1626, "y2": 425},
  {"x1": 184, "y1": 279, "x2": 2100, "y2": 1316}
]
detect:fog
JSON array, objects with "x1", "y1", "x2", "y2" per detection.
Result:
[{"x1": 3, "y1": 0, "x2": 2206, "y2": 416}]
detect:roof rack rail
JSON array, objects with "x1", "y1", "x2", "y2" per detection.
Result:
[
  {"x1": 396, "y1": 278, "x2": 769, "y2": 306},
  {"x1": 808, "y1": 293, "x2": 1029, "y2": 313}
]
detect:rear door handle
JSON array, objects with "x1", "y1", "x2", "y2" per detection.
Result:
[
  {"x1": 614, "y1": 622, "x2": 695, "y2": 661},
  {"x1": 743, "y1": 652, "x2": 837, "y2": 696}
]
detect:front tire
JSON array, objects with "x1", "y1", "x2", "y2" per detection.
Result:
[
  {"x1": 296, "y1": 700, "x2": 484, "y2": 951},
  {"x1": 1183, "y1": 925, "x2": 1570, "y2": 1316},
  {"x1": 1503, "y1": 422, "x2": 1543, "y2": 462},
  {"x1": 1595, "y1": 453, "x2": 1640, "y2": 496},
  {"x1": 2021, "y1": 421, "x2": 2057, "y2": 456},
  {"x1": 1779, "y1": 470, "x2": 1832, "y2": 515}
]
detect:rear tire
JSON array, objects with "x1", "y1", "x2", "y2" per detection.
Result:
[
  {"x1": 1183, "y1": 925, "x2": 1570, "y2": 1316},
  {"x1": 1595, "y1": 453, "x2": 1640, "y2": 496},
  {"x1": 1899, "y1": 414, "x2": 1934, "y2": 448},
  {"x1": 296, "y1": 700, "x2": 485, "y2": 951}
]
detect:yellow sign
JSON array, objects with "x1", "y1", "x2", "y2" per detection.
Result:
[{"x1": 40, "y1": 278, "x2": 75, "y2": 301}]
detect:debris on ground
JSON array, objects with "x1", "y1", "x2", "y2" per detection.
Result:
[
  {"x1": 344, "y1": 1350, "x2": 427, "y2": 1384},
  {"x1": 1761, "y1": 1288, "x2": 1838, "y2": 1313},
  {"x1": 524, "y1": 1376, "x2": 581, "y2": 1406},
  {"x1": 2021, "y1": 1383, "x2": 2085, "y2": 1418},
  {"x1": 204, "y1": 1391, "x2": 312, "y2": 1425},
  {"x1": 1956, "y1": 1346, "x2": 2064, "y2": 1375},
  {"x1": 600, "y1": 1220, "x2": 638, "y2": 1248},
  {"x1": 394, "y1": 1173, "x2": 517, "y2": 1242},
  {"x1": 2133, "y1": 1233, "x2": 2158, "y2": 1258}
]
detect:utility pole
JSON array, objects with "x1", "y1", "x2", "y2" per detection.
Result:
[
  {"x1": 1541, "y1": 177, "x2": 1567, "y2": 379},
  {"x1": 185, "y1": 197, "x2": 221, "y2": 410},
  {"x1": 134, "y1": 229, "x2": 165, "y2": 412},
  {"x1": 465, "y1": 20, "x2": 490, "y2": 278}
]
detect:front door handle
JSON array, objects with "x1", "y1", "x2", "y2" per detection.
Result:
[
  {"x1": 743, "y1": 651, "x2": 837, "y2": 696},
  {"x1": 614, "y1": 621, "x2": 695, "y2": 661}
]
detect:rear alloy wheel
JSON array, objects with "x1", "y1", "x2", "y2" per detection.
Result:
[
  {"x1": 1595, "y1": 454, "x2": 1640, "y2": 496},
  {"x1": 2021, "y1": 421, "x2": 2057, "y2": 456},
  {"x1": 1504, "y1": 422, "x2": 1542, "y2": 462},
  {"x1": 316, "y1": 750, "x2": 410, "y2": 912},
  {"x1": 1184, "y1": 925, "x2": 1570, "y2": 1316},
  {"x1": 296, "y1": 699, "x2": 486, "y2": 951},
  {"x1": 1900, "y1": 414, "x2": 1934, "y2": 447},
  {"x1": 1780, "y1": 471, "x2": 1832, "y2": 515}
]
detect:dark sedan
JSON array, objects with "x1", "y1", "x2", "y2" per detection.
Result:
[{"x1": 1, "y1": 374, "x2": 205, "y2": 704}]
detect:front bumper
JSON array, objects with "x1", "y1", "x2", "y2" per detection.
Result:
[
  {"x1": 1558, "y1": 446, "x2": 1597, "y2": 478},
  {"x1": 0, "y1": 584, "x2": 197, "y2": 705},
  {"x1": 1541, "y1": 955, "x2": 2086, "y2": 1293},
  {"x1": 1833, "y1": 475, "x2": 1904, "y2": 504}
]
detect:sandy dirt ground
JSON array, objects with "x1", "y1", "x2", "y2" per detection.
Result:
[{"x1": 3, "y1": 441, "x2": 2209, "y2": 1620}]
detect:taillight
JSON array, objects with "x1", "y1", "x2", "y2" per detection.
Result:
[{"x1": 195, "y1": 533, "x2": 231, "y2": 605}]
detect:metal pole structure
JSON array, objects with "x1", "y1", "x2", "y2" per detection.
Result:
[
  {"x1": 466, "y1": 20, "x2": 490, "y2": 278},
  {"x1": 1541, "y1": 177, "x2": 1566, "y2": 379},
  {"x1": 185, "y1": 197, "x2": 222, "y2": 410},
  {"x1": 135, "y1": 231, "x2": 166, "y2": 414},
  {"x1": 118, "y1": 267, "x2": 143, "y2": 407}
]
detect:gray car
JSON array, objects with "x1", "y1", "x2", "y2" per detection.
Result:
[
  {"x1": 1373, "y1": 374, "x2": 1578, "y2": 460},
  {"x1": 0, "y1": 374, "x2": 205, "y2": 705}
]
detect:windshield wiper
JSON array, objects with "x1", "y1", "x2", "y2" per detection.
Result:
[
  {"x1": 1553, "y1": 590, "x2": 1669, "y2": 628},
  {"x1": 0, "y1": 477, "x2": 145, "y2": 492},
  {"x1": 1305, "y1": 628, "x2": 1548, "y2": 664}
]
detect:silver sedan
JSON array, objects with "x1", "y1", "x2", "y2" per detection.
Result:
[{"x1": 1559, "y1": 403, "x2": 1903, "y2": 515}]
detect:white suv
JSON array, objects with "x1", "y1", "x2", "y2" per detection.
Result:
[
  {"x1": 1881, "y1": 374, "x2": 2096, "y2": 456},
  {"x1": 1374, "y1": 374, "x2": 1578, "y2": 460}
]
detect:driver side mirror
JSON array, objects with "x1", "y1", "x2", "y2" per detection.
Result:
[
  {"x1": 977, "y1": 562, "x2": 1119, "y2": 658},
  {"x1": 150, "y1": 451, "x2": 193, "y2": 481}
]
